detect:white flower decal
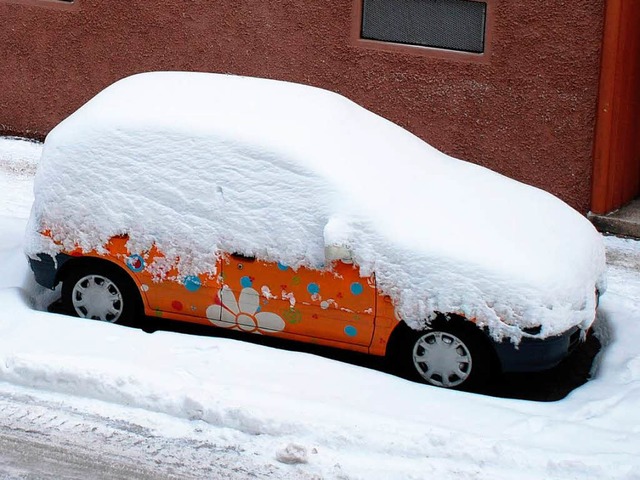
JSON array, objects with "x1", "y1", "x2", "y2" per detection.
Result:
[{"x1": 206, "y1": 286, "x2": 286, "y2": 334}]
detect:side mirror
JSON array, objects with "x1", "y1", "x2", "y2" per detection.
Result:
[{"x1": 324, "y1": 244, "x2": 353, "y2": 264}]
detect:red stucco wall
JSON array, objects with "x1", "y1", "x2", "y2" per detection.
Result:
[{"x1": 0, "y1": 0, "x2": 604, "y2": 212}]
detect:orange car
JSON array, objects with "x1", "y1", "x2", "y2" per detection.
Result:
[
  {"x1": 30, "y1": 233, "x2": 584, "y2": 390},
  {"x1": 27, "y1": 72, "x2": 602, "y2": 390}
]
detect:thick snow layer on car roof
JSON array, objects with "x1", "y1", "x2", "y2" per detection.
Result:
[{"x1": 26, "y1": 72, "x2": 606, "y2": 341}]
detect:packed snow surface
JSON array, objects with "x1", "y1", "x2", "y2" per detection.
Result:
[{"x1": 25, "y1": 72, "x2": 605, "y2": 340}]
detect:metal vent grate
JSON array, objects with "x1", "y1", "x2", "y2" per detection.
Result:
[{"x1": 361, "y1": 0, "x2": 487, "y2": 54}]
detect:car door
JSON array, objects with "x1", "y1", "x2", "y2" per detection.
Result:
[
  {"x1": 216, "y1": 253, "x2": 376, "y2": 347},
  {"x1": 135, "y1": 247, "x2": 225, "y2": 324}
]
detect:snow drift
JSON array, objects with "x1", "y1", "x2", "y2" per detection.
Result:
[{"x1": 25, "y1": 72, "x2": 606, "y2": 341}]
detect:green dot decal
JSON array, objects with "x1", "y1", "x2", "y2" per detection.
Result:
[{"x1": 282, "y1": 308, "x2": 302, "y2": 324}]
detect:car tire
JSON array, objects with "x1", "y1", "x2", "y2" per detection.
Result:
[
  {"x1": 389, "y1": 316, "x2": 495, "y2": 391},
  {"x1": 61, "y1": 262, "x2": 142, "y2": 325}
]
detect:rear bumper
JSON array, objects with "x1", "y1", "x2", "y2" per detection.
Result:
[
  {"x1": 28, "y1": 253, "x2": 71, "y2": 289},
  {"x1": 492, "y1": 326, "x2": 582, "y2": 373}
]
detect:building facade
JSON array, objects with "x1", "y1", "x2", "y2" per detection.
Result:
[{"x1": 1, "y1": 0, "x2": 638, "y2": 214}]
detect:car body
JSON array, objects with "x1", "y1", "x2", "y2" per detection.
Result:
[
  {"x1": 30, "y1": 237, "x2": 586, "y2": 390},
  {"x1": 26, "y1": 72, "x2": 606, "y2": 390}
]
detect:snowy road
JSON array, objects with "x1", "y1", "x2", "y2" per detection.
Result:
[
  {"x1": 0, "y1": 386, "x2": 288, "y2": 480},
  {"x1": 1, "y1": 138, "x2": 640, "y2": 479},
  {"x1": 0, "y1": 395, "x2": 179, "y2": 480}
]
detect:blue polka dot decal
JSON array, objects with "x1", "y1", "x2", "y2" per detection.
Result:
[
  {"x1": 277, "y1": 262, "x2": 289, "y2": 271},
  {"x1": 126, "y1": 254, "x2": 145, "y2": 272},
  {"x1": 344, "y1": 325, "x2": 357, "y2": 337},
  {"x1": 350, "y1": 282, "x2": 363, "y2": 296},
  {"x1": 183, "y1": 275, "x2": 201, "y2": 292},
  {"x1": 307, "y1": 282, "x2": 320, "y2": 295},
  {"x1": 240, "y1": 276, "x2": 253, "y2": 288}
]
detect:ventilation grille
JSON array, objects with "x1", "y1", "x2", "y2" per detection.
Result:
[{"x1": 361, "y1": 0, "x2": 487, "y2": 54}]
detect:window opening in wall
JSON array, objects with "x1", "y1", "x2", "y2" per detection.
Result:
[
  {"x1": 15, "y1": 0, "x2": 75, "y2": 3},
  {"x1": 361, "y1": 0, "x2": 487, "y2": 54}
]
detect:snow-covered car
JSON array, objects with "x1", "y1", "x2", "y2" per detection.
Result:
[{"x1": 26, "y1": 72, "x2": 606, "y2": 390}]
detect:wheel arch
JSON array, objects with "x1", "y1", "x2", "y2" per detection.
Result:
[{"x1": 57, "y1": 256, "x2": 146, "y2": 315}]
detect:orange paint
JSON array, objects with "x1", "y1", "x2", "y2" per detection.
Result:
[{"x1": 65, "y1": 236, "x2": 401, "y2": 355}]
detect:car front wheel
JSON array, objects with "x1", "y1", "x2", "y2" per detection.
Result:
[{"x1": 62, "y1": 263, "x2": 140, "y2": 325}]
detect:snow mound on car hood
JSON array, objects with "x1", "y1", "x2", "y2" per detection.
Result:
[{"x1": 26, "y1": 72, "x2": 606, "y2": 341}]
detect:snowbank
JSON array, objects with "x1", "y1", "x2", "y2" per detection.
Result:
[
  {"x1": 25, "y1": 72, "x2": 606, "y2": 340},
  {"x1": 0, "y1": 136, "x2": 41, "y2": 176},
  {"x1": 0, "y1": 137, "x2": 41, "y2": 219}
]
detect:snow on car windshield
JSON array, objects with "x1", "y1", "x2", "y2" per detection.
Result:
[{"x1": 25, "y1": 72, "x2": 606, "y2": 341}]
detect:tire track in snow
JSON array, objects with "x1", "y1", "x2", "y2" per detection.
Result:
[{"x1": 0, "y1": 386, "x2": 299, "y2": 480}]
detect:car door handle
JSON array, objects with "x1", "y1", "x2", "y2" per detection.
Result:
[{"x1": 231, "y1": 253, "x2": 256, "y2": 262}]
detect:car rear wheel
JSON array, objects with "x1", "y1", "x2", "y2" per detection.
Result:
[
  {"x1": 389, "y1": 317, "x2": 495, "y2": 390},
  {"x1": 62, "y1": 262, "x2": 141, "y2": 325}
]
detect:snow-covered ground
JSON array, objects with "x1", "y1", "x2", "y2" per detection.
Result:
[{"x1": 1, "y1": 137, "x2": 639, "y2": 479}]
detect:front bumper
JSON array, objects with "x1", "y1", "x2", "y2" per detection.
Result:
[{"x1": 492, "y1": 326, "x2": 582, "y2": 373}]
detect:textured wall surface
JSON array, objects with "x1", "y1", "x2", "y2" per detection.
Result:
[{"x1": 0, "y1": 0, "x2": 604, "y2": 212}]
